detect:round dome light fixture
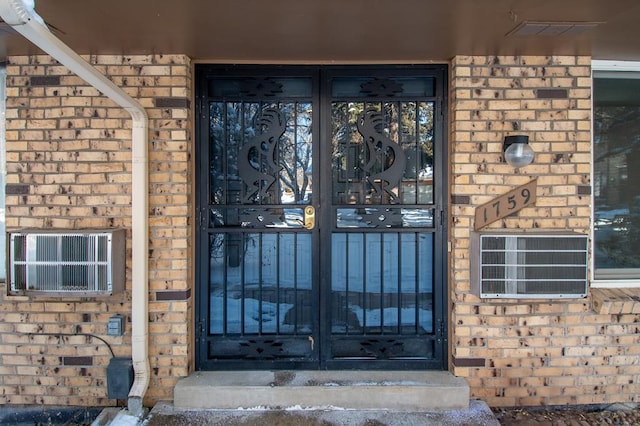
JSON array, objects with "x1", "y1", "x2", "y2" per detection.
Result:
[{"x1": 503, "y1": 135, "x2": 534, "y2": 168}]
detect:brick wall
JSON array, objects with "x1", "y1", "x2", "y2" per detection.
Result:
[
  {"x1": 450, "y1": 56, "x2": 640, "y2": 407},
  {"x1": 1, "y1": 53, "x2": 639, "y2": 410},
  {"x1": 0, "y1": 54, "x2": 192, "y2": 406}
]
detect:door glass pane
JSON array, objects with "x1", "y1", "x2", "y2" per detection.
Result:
[
  {"x1": 331, "y1": 232, "x2": 433, "y2": 335},
  {"x1": 593, "y1": 75, "x2": 640, "y2": 274},
  {"x1": 210, "y1": 101, "x2": 313, "y2": 206},
  {"x1": 331, "y1": 101, "x2": 434, "y2": 205},
  {"x1": 209, "y1": 232, "x2": 313, "y2": 335}
]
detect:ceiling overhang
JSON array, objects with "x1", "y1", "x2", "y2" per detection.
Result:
[{"x1": 1, "y1": 0, "x2": 640, "y2": 62}]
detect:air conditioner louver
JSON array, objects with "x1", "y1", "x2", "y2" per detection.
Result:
[
  {"x1": 8, "y1": 229, "x2": 125, "y2": 296},
  {"x1": 471, "y1": 232, "x2": 588, "y2": 298}
]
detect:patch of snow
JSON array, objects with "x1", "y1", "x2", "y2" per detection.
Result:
[
  {"x1": 284, "y1": 405, "x2": 346, "y2": 411},
  {"x1": 210, "y1": 295, "x2": 294, "y2": 333},
  {"x1": 108, "y1": 410, "x2": 143, "y2": 426},
  {"x1": 349, "y1": 305, "x2": 433, "y2": 331},
  {"x1": 234, "y1": 405, "x2": 347, "y2": 412}
]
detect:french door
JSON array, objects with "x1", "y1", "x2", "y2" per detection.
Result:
[{"x1": 195, "y1": 65, "x2": 448, "y2": 370}]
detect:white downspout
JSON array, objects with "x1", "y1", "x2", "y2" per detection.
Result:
[{"x1": 0, "y1": 0, "x2": 150, "y2": 417}]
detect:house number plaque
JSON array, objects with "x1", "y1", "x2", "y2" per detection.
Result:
[{"x1": 474, "y1": 179, "x2": 537, "y2": 231}]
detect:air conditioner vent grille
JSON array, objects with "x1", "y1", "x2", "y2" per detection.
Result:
[
  {"x1": 472, "y1": 233, "x2": 588, "y2": 298},
  {"x1": 8, "y1": 229, "x2": 125, "y2": 296}
]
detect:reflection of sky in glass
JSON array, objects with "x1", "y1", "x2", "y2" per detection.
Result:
[{"x1": 336, "y1": 208, "x2": 433, "y2": 228}]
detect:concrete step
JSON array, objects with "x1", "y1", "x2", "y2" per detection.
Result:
[
  {"x1": 173, "y1": 370, "x2": 470, "y2": 411},
  {"x1": 146, "y1": 400, "x2": 499, "y2": 426}
]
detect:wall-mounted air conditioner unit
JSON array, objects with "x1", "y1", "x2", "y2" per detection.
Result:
[
  {"x1": 471, "y1": 232, "x2": 588, "y2": 299},
  {"x1": 7, "y1": 229, "x2": 126, "y2": 297}
]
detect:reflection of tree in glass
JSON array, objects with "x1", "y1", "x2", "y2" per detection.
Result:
[
  {"x1": 210, "y1": 102, "x2": 261, "y2": 205},
  {"x1": 210, "y1": 233, "x2": 258, "y2": 269},
  {"x1": 599, "y1": 195, "x2": 640, "y2": 267},
  {"x1": 331, "y1": 102, "x2": 434, "y2": 204},
  {"x1": 278, "y1": 103, "x2": 313, "y2": 204},
  {"x1": 594, "y1": 105, "x2": 640, "y2": 267}
]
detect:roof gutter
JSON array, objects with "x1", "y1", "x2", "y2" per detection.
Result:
[{"x1": 0, "y1": 0, "x2": 150, "y2": 417}]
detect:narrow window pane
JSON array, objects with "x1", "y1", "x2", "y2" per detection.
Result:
[
  {"x1": 593, "y1": 74, "x2": 640, "y2": 276},
  {"x1": 0, "y1": 65, "x2": 5, "y2": 281}
]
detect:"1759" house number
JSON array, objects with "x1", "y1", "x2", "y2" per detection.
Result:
[{"x1": 474, "y1": 179, "x2": 537, "y2": 230}]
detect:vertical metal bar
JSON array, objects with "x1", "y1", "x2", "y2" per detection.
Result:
[
  {"x1": 222, "y1": 233, "x2": 228, "y2": 336},
  {"x1": 240, "y1": 233, "x2": 246, "y2": 335},
  {"x1": 275, "y1": 101, "x2": 282, "y2": 201},
  {"x1": 414, "y1": 233, "x2": 420, "y2": 335},
  {"x1": 276, "y1": 232, "x2": 281, "y2": 335},
  {"x1": 414, "y1": 102, "x2": 420, "y2": 204},
  {"x1": 223, "y1": 102, "x2": 229, "y2": 205},
  {"x1": 345, "y1": 233, "x2": 351, "y2": 334},
  {"x1": 363, "y1": 232, "x2": 369, "y2": 334},
  {"x1": 395, "y1": 101, "x2": 402, "y2": 202},
  {"x1": 258, "y1": 233, "x2": 263, "y2": 335},
  {"x1": 378, "y1": 233, "x2": 384, "y2": 333},
  {"x1": 377, "y1": 102, "x2": 384, "y2": 189},
  {"x1": 239, "y1": 102, "x2": 246, "y2": 203},
  {"x1": 257, "y1": 101, "x2": 264, "y2": 198},
  {"x1": 293, "y1": 232, "x2": 299, "y2": 334},
  {"x1": 396, "y1": 233, "x2": 402, "y2": 335}
]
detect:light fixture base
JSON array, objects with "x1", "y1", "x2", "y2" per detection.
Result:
[
  {"x1": 503, "y1": 135, "x2": 534, "y2": 168},
  {"x1": 503, "y1": 135, "x2": 529, "y2": 151}
]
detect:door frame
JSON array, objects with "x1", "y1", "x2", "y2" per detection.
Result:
[{"x1": 194, "y1": 64, "x2": 449, "y2": 371}]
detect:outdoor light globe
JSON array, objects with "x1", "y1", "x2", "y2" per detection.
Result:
[{"x1": 504, "y1": 142, "x2": 534, "y2": 168}]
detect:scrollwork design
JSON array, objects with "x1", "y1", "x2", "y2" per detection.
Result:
[
  {"x1": 238, "y1": 108, "x2": 286, "y2": 203},
  {"x1": 357, "y1": 108, "x2": 407, "y2": 203}
]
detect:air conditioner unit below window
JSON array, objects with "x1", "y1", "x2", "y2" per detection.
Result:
[
  {"x1": 471, "y1": 232, "x2": 588, "y2": 299},
  {"x1": 7, "y1": 229, "x2": 126, "y2": 297}
]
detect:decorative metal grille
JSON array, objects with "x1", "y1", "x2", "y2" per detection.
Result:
[
  {"x1": 238, "y1": 107, "x2": 287, "y2": 203},
  {"x1": 197, "y1": 66, "x2": 447, "y2": 370}
]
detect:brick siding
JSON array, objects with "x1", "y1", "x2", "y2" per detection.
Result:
[
  {"x1": 0, "y1": 54, "x2": 192, "y2": 406},
  {"x1": 450, "y1": 56, "x2": 640, "y2": 407},
  {"x1": 1, "y1": 54, "x2": 638, "y2": 409}
]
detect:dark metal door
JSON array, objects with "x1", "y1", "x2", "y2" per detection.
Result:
[{"x1": 195, "y1": 66, "x2": 447, "y2": 370}]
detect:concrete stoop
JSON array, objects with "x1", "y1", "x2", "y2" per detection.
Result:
[
  {"x1": 144, "y1": 400, "x2": 500, "y2": 426},
  {"x1": 95, "y1": 371, "x2": 498, "y2": 425},
  {"x1": 174, "y1": 371, "x2": 470, "y2": 411}
]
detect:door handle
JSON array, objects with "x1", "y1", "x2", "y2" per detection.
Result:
[{"x1": 303, "y1": 206, "x2": 315, "y2": 230}]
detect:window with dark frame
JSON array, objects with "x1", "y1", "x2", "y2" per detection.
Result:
[{"x1": 593, "y1": 67, "x2": 640, "y2": 280}]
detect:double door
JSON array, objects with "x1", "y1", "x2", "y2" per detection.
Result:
[{"x1": 195, "y1": 65, "x2": 448, "y2": 370}]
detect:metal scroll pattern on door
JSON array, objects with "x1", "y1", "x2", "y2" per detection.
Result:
[
  {"x1": 238, "y1": 107, "x2": 287, "y2": 203},
  {"x1": 357, "y1": 108, "x2": 407, "y2": 204}
]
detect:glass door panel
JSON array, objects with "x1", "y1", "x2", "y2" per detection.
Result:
[
  {"x1": 198, "y1": 71, "x2": 318, "y2": 368},
  {"x1": 325, "y1": 71, "x2": 443, "y2": 368}
]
